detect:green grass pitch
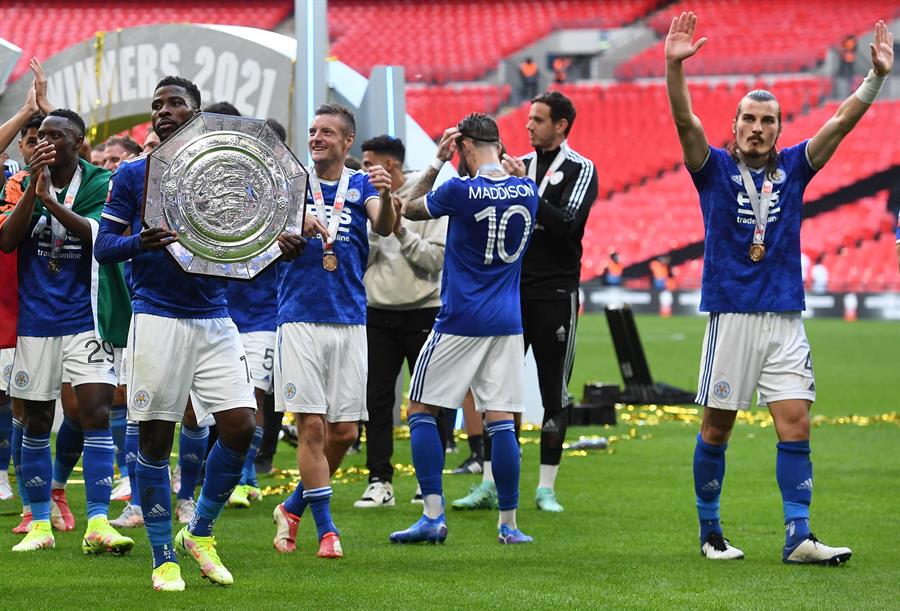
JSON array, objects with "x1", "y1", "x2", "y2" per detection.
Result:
[{"x1": 0, "y1": 314, "x2": 897, "y2": 609}]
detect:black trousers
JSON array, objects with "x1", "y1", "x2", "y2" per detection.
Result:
[
  {"x1": 484, "y1": 292, "x2": 579, "y2": 466},
  {"x1": 522, "y1": 293, "x2": 579, "y2": 415},
  {"x1": 365, "y1": 306, "x2": 444, "y2": 483}
]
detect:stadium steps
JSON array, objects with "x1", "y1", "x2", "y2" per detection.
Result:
[{"x1": 325, "y1": 0, "x2": 664, "y2": 84}]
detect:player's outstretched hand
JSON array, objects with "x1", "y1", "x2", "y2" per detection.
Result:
[
  {"x1": 23, "y1": 79, "x2": 39, "y2": 114},
  {"x1": 665, "y1": 11, "x2": 707, "y2": 64},
  {"x1": 30, "y1": 58, "x2": 49, "y2": 106},
  {"x1": 436, "y1": 127, "x2": 460, "y2": 162},
  {"x1": 139, "y1": 227, "x2": 177, "y2": 251},
  {"x1": 277, "y1": 232, "x2": 306, "y2": 260},
  {"x1": 367, "y1": 164, "x2": 392, "y2": 195},
  {"x1": 871, "y1": 20, "x2": 894, "y2": 76},
  {"x1": 501, "y1": 153, "x2": 526, "y2": 177}
]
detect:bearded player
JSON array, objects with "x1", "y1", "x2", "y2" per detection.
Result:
[{"x1": 666, "y1": 12, "x2": 892, "y2": 564}]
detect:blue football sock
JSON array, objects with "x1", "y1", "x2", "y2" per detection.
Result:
[
  {"x1": 177, "y1": 425, "x2": 209, "y2": 501},
  {"x1": 239, "y1": 426, "x2": 264, "y2": 487},
  {"x1": 124, "y1": 422, "x2": 141, "y2": 507},
  {"x1": 110, "y1": 405, "x2": 128, "y2": 478},
  {"x1": 486, "y1": 420, "x2": 519, "y2": 511},
  {"x1": 136, "y1": 450, "x2": 175, "y2": 568},
  {"x1": 11, "y1": 418, "x2": 29, "y2": 508},
  {"x1": 82, "y1": 430, "x2": 115, "y2": 519},
  {"x1": 283, "y1": 480, "x2": 308, "y2": 516},
  {"x1": 188, "y1": 439, "x2": 245, "y2": 537},
  {"x1": 408, "y1": 413, "x2": 443, "y2": 498},
  {"x1": 22, "y1": 432, "x2": 52, "y2": 521},
  {"x1": 693, "y1": 433, "x2": 727, "y2": 542},
  {"x1": 776, "y1": 440, "x2": 813, "y2": 547},
  {"x1": 0, "y1": 400, "x2": 12, "y2": 470},
  {"x1": 52, "y1": 416, "x2": 83, "y2": 488},
  {"x1": 304, "y1": 486, "x2": 337, "y2": 539}
]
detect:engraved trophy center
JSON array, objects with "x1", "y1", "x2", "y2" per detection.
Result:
[{"x1": 144, "y1": 113, "x2": 308, "y2": 280}]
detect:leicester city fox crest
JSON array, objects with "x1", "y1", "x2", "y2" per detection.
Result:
[{"x1": 713, "y1": 380, "x2": 732, "y2": 400}]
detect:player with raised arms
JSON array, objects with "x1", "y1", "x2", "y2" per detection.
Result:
[
  {"x1": 388, "y1": 113, "x2": 537, "y2": 545},
  {"x1": 665, "y1": 12, "x2": 893, "y2": 564}
]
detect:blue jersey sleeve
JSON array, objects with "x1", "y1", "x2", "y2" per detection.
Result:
[
  {"x1": 780, "y1": 140, "x2": 817, "y2": 187},
  {"x1": 424, "y1": 179, "x2": 459, "y2": 218},
  {"x1": 362, "y1": 176, "x2": 379, "y2": 204},
  {"x1": 688, "y1": 146, "x2": 724, "y2": 193},
  {"x1": 95, "y1": 162, "x2": 142, "y2": 264}
]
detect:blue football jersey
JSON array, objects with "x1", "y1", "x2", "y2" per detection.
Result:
[
  {"x1": 425, "y1": 174, "x2": 538, "y2": 336},
  {"x1": 690, "y1": 141, "x2": 816, "y2": 313},
  {"x1": 100, "y1": 157, "x2": 229, "y2": 319},
  {"x1": 227, "y1": 264, "x2": 277, "y2": 333},
  {"x1": 277, "y1": 170, "x2": 379, "y2": 325},
  {"x1": 15, "y1": 195, "x2": 93, "y2": 338}
]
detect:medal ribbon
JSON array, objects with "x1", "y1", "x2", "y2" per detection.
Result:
[
  {"x1": 737, "y1": 162, "x2": 773, "y2": 247},
  {"x1": 527, "y1": 140, "x2": 569, "y2": 196},
  {"x1": 308, "y1": 166, "x2": 351, "y2": 254},
  {"x1": 49, "y1": 164, "x2": 83, "y2": 261}
]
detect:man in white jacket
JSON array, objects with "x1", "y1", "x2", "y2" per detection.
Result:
[{"x1": 354, "y1": 132, "x2": 454, "y2": 508}]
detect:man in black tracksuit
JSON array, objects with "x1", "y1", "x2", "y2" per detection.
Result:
[
  {"x1": 452, "y1": 90, "x2": 598, "y2": 513},
  {"x1": 508, "y1": 91, "x2": 598, "y2": 512}
]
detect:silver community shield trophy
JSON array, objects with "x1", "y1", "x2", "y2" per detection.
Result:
[{"x1": 143, "y1": 112, "x2": 308, "y2": 280}]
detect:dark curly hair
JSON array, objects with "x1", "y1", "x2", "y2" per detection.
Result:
[{"x1": 154, "y1": 75, "x2": 201, "y2": 109}]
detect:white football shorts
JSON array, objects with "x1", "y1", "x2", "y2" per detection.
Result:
[
  {"x1": 126, "y1": 313, "x2": 255, "y2": 423},
  {"x1": 695, "y1": 312, "x2": 816, "y2": 410},
  {"x1": 240, "y1": 330, "x2": 276, "y2": 394},
  {"x1": 274, "y1": 322, "x2": 367, "y2": 423},
  {"x1": 1, "y1": 347, "x2": 15, "y2": 393},
  {"x1": 117, "y1": 346, "x2": 128, "y2": 387},
  {"x1": 9, "y1": 331, "x2": 118, "y2": 401},
  {"x1": 409, "y1": 331, "x2": 524, "y2": 413}
]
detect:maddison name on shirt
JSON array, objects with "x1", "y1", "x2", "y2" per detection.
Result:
[{"x1": 468, "y1": 182, "x2": 535, "y2": 200}]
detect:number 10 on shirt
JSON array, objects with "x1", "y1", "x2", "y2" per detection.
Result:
[{"x1": 474, "y1": 205, "x2": 532, "y2": 265}]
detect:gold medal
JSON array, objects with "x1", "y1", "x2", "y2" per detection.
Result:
[
  {"x1": 323, "y1": 252, "x2": 338, "y2": 272},
  {"x1": 48, "y1": 257, "x2": 60, "y2": 274},
  {"x1": 749, "y1": 243, "x2": 766, "y2": 262}
]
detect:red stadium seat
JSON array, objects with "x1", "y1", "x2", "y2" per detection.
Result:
[{"x1": 328, "y1": 0, "x2": 662, "y2": 83}]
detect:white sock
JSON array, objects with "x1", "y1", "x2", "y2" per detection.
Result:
[
  {"x1": 23, "y1": 504, "x2": 31, "y2": 513},
  {"x1": 499, "y1": 509, "x2": 516, "y2": 529},
  {"x1": 482, "y1": 461, "x2": 493, "y2": 483},
  {"x1": 538, "y1": 464, "x2": 559, "y2": 490},
  {"x1": 423, "y1": 494, "x2": 443, "y2": 519},
  {"x1": 51, "y1": 481, "x2": 66, "y2": 490}
]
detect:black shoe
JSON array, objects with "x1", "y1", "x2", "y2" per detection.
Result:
[{"x1": 451, "y1": 454, "x2": 483, "y2": 475}]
